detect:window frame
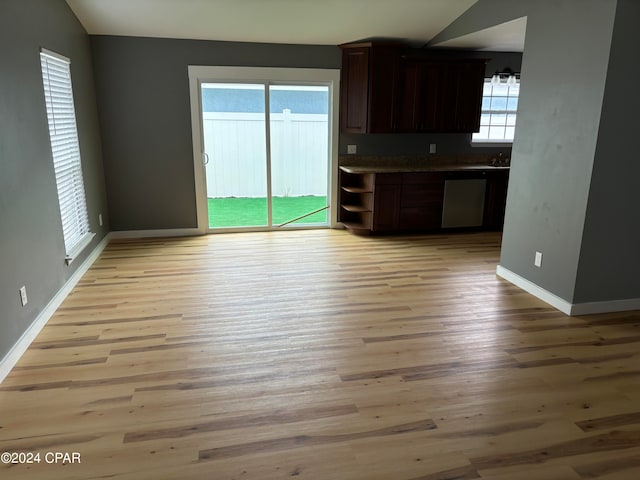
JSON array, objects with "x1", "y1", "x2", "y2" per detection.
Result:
[
  {"x1": 40, "y1": 48, "x2": 94, "y2": 264},
  {"x1": 472, "y1": 77, "x2": 520, "y2": 146}
]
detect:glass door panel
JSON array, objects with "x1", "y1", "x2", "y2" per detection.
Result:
[
  {"x1": 269, "y1": 85, "x2": 329, "y2": 227},
  {"x1": 201, "y1": 83, "x2": 268, "y2": 229}
]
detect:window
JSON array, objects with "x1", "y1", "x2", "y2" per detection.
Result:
[
  {"x1": 472, "y1": 78, "x2": 520, "y2": 143},
  {"x1": 40, "y1": 49, "x2": 93, "y2": 262}
]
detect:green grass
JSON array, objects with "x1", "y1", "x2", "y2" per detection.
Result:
[{"x1": 208, "y1": 196, "x2": 327, "y2": 228}]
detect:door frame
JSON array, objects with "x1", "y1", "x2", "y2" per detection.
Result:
[{"x1": 188, "y1": 66, "x2": 341, "y2": 234}]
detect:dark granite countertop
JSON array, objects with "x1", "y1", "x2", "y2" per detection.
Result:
[
  {"x1": 337, "y1": 155, "x2": 511, "y2": 174},
  {"x1": 339, "y1": 164, "x2": 509, "y2": 174}
]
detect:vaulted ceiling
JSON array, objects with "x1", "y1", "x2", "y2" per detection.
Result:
[{"x1": 65, "y1": 0, "x2": 525, "y2": 51}]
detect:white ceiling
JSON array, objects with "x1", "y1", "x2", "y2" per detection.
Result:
[
  {"x1": 65, "y1": 0, "x2": 509, "y2": 48},
  {"x1": 431, "y1": 17, "x2": 527, "y2": 52}
]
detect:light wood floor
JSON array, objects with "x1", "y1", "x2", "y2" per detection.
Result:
[{"x1": 1, "y1": 230, "x2": 639, "y2": 479}]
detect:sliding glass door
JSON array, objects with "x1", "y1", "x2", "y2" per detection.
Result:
[
  {"x1": 189, "y1": 67, "x2": 339, "y2": 233},
  {"x1": 202, "y1": 83, "x2": 268, "y2": 228},
  {"x1": 269, "y1": 85, "x2": 329, "y2": 227}
]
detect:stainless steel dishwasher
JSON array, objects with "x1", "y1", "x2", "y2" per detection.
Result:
[{"x1": 441, "y1": 178, "x2": 486, "y2": 228}]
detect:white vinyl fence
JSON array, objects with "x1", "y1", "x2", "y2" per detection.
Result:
[{"x1": 203, "y1": 110, "x2": 329, "y2": 198}]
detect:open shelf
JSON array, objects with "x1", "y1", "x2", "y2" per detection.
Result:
[
  {"x1": 341, "y1": 221, "x2": 372, "y2": 235},
  {"x1": 342, "y1": 186, "x2": 373, "y2": 194},
  {"x1": 339, "y1": 169, "x2": 375, "y2": 232},
  {"x1": 342, "y1": 204, "x2": 371, "y2": 213}
]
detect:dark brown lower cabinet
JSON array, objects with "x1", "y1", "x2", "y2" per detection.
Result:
[
  {"x1": 398, "y1": 173, "x2": 445, "y2": 231},
  {"x1": 398, "y1": 207, "x2": 443, "y2": 231},
  {"x1": 372, "y1": 183, "x2": 401, "y2": 232},
  {"x1": 340, "y1": 167, "x2": 509, "y2": 235},
  {"x1": 483, "y1": 170, "x2": 510, "y2": 229}
]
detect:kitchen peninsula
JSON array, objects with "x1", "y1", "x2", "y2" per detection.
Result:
[{"x1": 339, "y1": 155, "x2": 509, "y2": 235}]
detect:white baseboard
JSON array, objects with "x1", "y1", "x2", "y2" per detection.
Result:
[
  {"x1": 496, "y1": 265, "x2": 640, "y2": 316},
  {"x1": 0, "y1": 233, "x2": 112, "y2": 384},
  {"x1": 496, "y1": 265, "x2": 573, "y2": 315},
  {"x1": 110, "y1": 228, "x2": 202, "y2": 239},
  {"x1": 569, "y1": 297, "x2": 640, "y2": 316}
]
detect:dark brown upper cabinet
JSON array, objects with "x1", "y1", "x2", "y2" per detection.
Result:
[
  {"x1": 340, "y1": 42, "x2": 486, "y2": 134},
  {"x1": 438, "y1": 60, "x2": 486, "y2": 132},
  {"x1": 396, "y1": 57, "x2": 486, "y2": 133},
  {"x1": 339, "y1": 42, "x2": 400, "y2": 134},
  {"x1": 395, "y1": 60, "x2": 441, "y2": 132}
]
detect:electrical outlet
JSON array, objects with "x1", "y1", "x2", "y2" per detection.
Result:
[
  {"x1": 19, "y1": 285, "x2": 28, "y2": 306},
  {"x1": 347, "y1": 144, "x2": 357, "y2": 154},
  {"x1": 99, "y1": 213, "x2": 103, "y2": 227},
  {"x1": 534, "y1": 251, "x2": 543, "y2": 268},
  {"x1": 429, "y1": 143, "x2": 437, "y2": 154}
]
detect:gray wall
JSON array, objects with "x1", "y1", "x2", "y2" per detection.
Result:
[
  {"x1": 0, "y1": 1, "x2": 109, "y2": 360},
  {"x1": 91, "y1": 36, "x2": 521, "y2": 230},
  {"x1": 574, "y1": 0, "x2": 640, "y2": 303},
  {"x1": 434, "y1": 0, "x2": 619, "y2": 303},
  {"x1": 90, "y1": 36, "x2": 342, "y2": 231}
]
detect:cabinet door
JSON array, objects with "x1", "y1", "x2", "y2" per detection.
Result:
[
  {"x1": 340, "y1": 47, "x2": 369, "y2": 133},
  {"x1": 398, "y1": 207, "x2": 443, "y2": 230},
  {"x1": 399, "y1": 173, "x2": 445, "y2": 230},
  {"x1": 396, "y1": 61, "x2": 420, "y2": 131},
  {"x1": 483, "y1": 171, "x2": 509, "y2": 229},
  {"x1": 340, "y1": 44, "x2": 400, "y2": 133},
  {"x1": 368, "y1": 47, "x2": 399, "y2": 133},
  {"x1": 373, "y1": 184, "x2": 401, "y2": 232},
  {"x1": 396, "y1": 60, "x2": 440, "y2": 132},
  {"x1": 440, "y1": 61, "x2": 485, "y2": 132}
]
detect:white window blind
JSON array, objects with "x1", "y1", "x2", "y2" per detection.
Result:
[{"x1": 40, "y1": 49, "x2": 93, "y2": 262}]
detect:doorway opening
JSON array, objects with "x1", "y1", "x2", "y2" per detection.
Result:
[{"x1": 188, "y1": 67, "x2": 340, "y2": 233}]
